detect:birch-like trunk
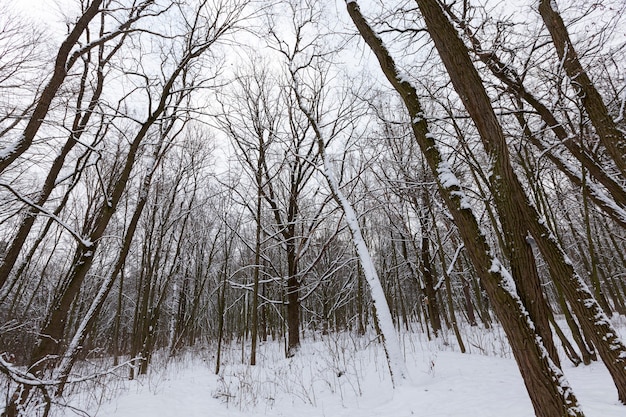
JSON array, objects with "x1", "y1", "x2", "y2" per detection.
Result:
[
  {"x1": 290, "y1": 69, "x2": 409, "y2": 387},
  {"x1": 318, "y1": 129, "x2": 409, "y2": 387}
]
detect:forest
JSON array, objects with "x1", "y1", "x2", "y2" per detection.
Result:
[{"x1": 1, "y1": 0, "x2": 626, "y2": 416}]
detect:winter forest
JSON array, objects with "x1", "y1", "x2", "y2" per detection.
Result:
[{"x1": 1, "y1": 0, "x2": 626, "y2": 416}]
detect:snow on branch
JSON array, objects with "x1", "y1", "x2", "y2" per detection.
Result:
[
  {"x1": 0, "y1": 353, "x2": 136, "y2": 388},
  {"x1": 0, "y1": 182, "x2": 92, "y2": 248},
  {"x1": 434, "y1": 243, "x2": 464, "y2": 292}
]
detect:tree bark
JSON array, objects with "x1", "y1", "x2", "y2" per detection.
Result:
[
  {"x1": 538, "y1": 0, "x2": 626, "y2": 178},
  {"x1": 414, "y1": 0, "x2": 560, "y2": 368},
  {"x1": 346, "y1": 3, "x2": 583, "y2": 415},
  {"x1": 418, "y1": 0, "x2": 626, "y2": 403}
]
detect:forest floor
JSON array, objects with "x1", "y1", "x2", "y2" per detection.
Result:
[{"x1": 55, "y1": 321, "x2": 626, "y2": 417}]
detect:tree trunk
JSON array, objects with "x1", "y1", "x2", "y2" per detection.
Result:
[
  {"x1": 285, "y1": 244, "x2": 300, "y2": 357},
  {"x1": 419, "y1": 191, "x2": 442, "y2": 336},
  {"x1": 250, "y1": 162, "x2": 263, "y2": 365},
  {"x1": 292, "y1": 71, "x2": 410, "y2": 387},
  {"x1": 538, "y1": 0, "x2": 626, "y2": 178},
  {"x1": 0, "y1": 46, "x2": 106, "y2": 291},
  {"x1": 346, "y1": 3, "x2": 583, "y2": 415},
  {"x1": 0, "y1": 0, "x2": 104, "y2": 174},
  {"x1": 461, "y1": 275, "x2": 477, "y2": 327},
  {"x1": 415, "y1": 0, "x2": 626, "y2": 403},
  {"x1": 415, "y1": 0, "x2": 560, "y2": 368}
]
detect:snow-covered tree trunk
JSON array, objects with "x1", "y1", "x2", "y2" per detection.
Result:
[
  {"x1": 321, "y1": 152, "x2": 410, "y2": 386},
  {"x1": 345, "y1": 2, "x2": 584, "y2": 415},
  {"x1": 292, "y1": 85, "x2": 410, "y2": 387},
  {"x1": 415, "y1": 0, "x2": 626, "y2": 404},
  {"x1": 538, "y1": 0, "x2": 626, "y2": 178}
]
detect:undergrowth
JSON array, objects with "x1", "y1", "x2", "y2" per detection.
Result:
[{"x1": 3, "y1": 314, "x2": 624, "y2": 416}]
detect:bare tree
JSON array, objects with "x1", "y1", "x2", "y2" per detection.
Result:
[
  {"x1": 0, "y1": 3, "x2": 135, "y2": 292},
  {"x1": 1, "y1": 1, "x2": 250, "y2": 414},
  {"x1": 0, "y1": 6, "x2": 43, "y2": 141},
  {"x1": 345, "y1": 2, "x2": 583, "y2": 415},
  {"x1": 427, "y1": 0, "x2": 626, "y2": 404},
  {"x1": 442, "y1": 4, "x2": 626, "y2": 228},
  {"x1": 0, "y1": 0, "x2": 156, "y2": 174},
  {"x1": 538, "y1": 0, "x2": 626, "y2": 178}
]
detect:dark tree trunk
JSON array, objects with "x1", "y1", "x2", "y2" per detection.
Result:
[
  {"x1": 346, "y1": 3, "x2": 584, "y2": 416},
  {"x1": 250, "y1": 167, "x2": 263, "y2": 365},
  {"x1": 461, "y1": 275, "x2": 477, "y2": 327},
  {"x1": 286, "y1": 245, "x2": 300, "y2": 357},
  {"x1": 417, "y1": 0, "x2": 626, "y2": 403},
  {"x1": 419, "y1": 191, "x2": 442, "y2": 336},
  {"x1": 0, "y1": 0, "x2": 104, "y2": 174},
  {"x1": 414, "y1": 0, "x2": 560, "y2": 368},
  {"x1": 538, "y1": 0, "x2": 626, "y2": 177}
]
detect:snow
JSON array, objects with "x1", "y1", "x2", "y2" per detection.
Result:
[
  {"x1": 319, "y1": 148, "x2": 408, "y2": 386},
  {"x1": 550, "y1": 0, "x2": 559, "y2": 13},
  {"x1": 436, "y1": 161, "x2": 460, "y2": 189},
  {"x1": 57, "y1": 329, "x2": 626, "y2": 417},
  {"x1": 616, "y1": 91, "x2": 626, "y2": 123},
  {"x1": 489, "y1": 257, "x2": 518, "y2": 296},
  {"x1": 436, "y1": 162, "x2": 472, "y2": 210},
  {"x1": 0, "y1": 140, "x2": 18, "y2": 161}
]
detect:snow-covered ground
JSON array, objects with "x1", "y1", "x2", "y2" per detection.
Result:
[{"x1": 56, "y1": 325, "x2": 624, "y2": 417}]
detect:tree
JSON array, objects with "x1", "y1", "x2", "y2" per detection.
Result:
[
  {"x1": 0, "y1": 6, "x2": 43, "y2": 142},
  {"x1": 429, "y1": 0, "x2": 626, "y2": 403},
  {"x1": 219, "y1": 3, "x2": 340, "y2": 357},
  {"x1": 0, "y1": 0, "x2": 140, "y2": 173},
  {"x1": 286, "y1": 35, "x2": 410, "y2": 386},
  {"x1": 538, "y1": 0, "x2": 626, "y2": 178},
  {"x1": 0, "y1": 1, "x2": 139, "y2": 292},
  {"x1": 345, "y1": 2, "x2": 583, "y2": 415},
  {"x1": 442, "y1": 4, "x2": 626, "y2": 228},
  {"x1": 1, "y1": 1, "x2": 250, "y2": 414},
  {"x1": 217, "y1": 63, "x2": 278, "y2": 364}
]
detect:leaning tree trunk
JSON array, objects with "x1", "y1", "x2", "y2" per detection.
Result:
[
  {"x1": 0, "y1": 0, "x2": 104, "y2": 174},
  {"x1": 538, "y1": 0, "x2": 626, "y2": 178},
  {"x1": 346, "y1": 2, "x2": 583, "y2": 416},
  {"x1": 0, "y1": 41, "x2": 108, "y2": 291},
  {"x1": 445, "y1": 7, "x2": 626, "y2": 226},
  {"x1": 415, "y1": 0, "x2": 626, "y2": 404},
  {"x1": 292, "y1": 84, "x2": 410, "y2": 387},
  {"x1": 414, "y1": 0, "x2": 560, "y2": 369}
]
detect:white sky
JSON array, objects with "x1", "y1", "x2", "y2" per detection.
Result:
[
  {"x1": 8, "y1": 0, "x2": 69, "y2": 40},
  {"x1": 10, "y1": 0, "x2": 64, "y2": 21}
]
